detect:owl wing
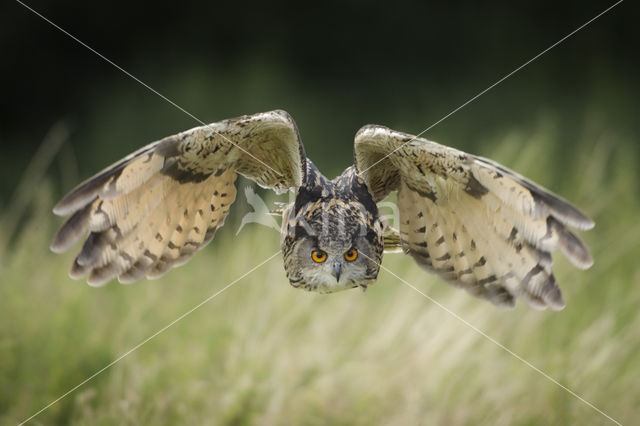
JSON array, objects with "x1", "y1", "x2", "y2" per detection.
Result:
[
  {"x1": 51, "y1": 110, "x2": 304, "y2": 286},
  {"x1": 354, "y1": 125, "x2": 593, "y2": 310}
]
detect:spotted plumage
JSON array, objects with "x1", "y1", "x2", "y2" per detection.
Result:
[{"x1": 51, "y1": 110, "x2": 593, "y2": 310}]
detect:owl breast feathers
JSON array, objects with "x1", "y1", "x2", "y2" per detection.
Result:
[{"x1": 51, "y1": 110, "x2": 593, "y2": 310}]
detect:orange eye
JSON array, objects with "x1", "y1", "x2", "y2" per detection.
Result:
[
  {"x1": 344, "y1": 248, "x2": 358, "y2": 262},
  {"x1": 311, "y1": 250, "x2": 327, "y2": 263}
]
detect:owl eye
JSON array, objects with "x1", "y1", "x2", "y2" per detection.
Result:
[
  {"x1": 311, "y1": 250, "x2": 327, "y2": 263},
  {"x1": 344, "y1": 248, "x2": 358, "y2": 262}
]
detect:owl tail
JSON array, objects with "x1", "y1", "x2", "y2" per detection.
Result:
[{"x1": 383, "y1": 226, "x2": 403, "y2": 253}]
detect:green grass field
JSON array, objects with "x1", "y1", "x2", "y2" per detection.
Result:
[{"x1": 1, "y1": 122, "x2": 639, "y2": 425}]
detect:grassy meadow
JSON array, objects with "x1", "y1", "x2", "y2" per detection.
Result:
[{"x1": 1, "y1": 119, "x2": 639, "y2": 426}]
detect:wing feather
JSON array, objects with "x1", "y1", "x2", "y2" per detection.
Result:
[
  {"x1": 52, "y1": 110, "x2": 303, "y2": 285},
  {"x1": 354, "y1": 125, "x2": 593, "y2": 309}
]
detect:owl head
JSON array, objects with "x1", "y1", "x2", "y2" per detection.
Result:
[{"x1": 281, "y1": 199, "x2": 384, "y2": 293}]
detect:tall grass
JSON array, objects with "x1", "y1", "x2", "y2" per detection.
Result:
[{"x1": 1, "y1": 121, "x2": 639, "y2": 425}]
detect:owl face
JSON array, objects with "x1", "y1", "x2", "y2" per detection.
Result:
[{"x1": 282, "y1": 203, "x2": 384, "y2": 293}]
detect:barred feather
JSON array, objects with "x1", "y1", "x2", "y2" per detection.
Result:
[
  {"x1": 52, "y1": 110, "x2": 303, "y2": 285},
  {"x1": 355, "y1": 124, "x2": 593, "y2": 309}
]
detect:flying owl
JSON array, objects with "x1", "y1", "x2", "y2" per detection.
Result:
[{"x1": 50, "y1": 110, "x2": 594, "y2": 310}]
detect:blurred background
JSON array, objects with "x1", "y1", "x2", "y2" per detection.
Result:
[{"x1": 1, "y1": 0, "x2": 638, "y2": 424}]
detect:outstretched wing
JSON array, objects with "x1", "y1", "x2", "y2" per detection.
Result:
[
  {"x1": 354, "y1": 125, "x2": 593, "y2": 310},
  {"x1": 51, "y1": 110, "x2": 304, "y2": 286}
]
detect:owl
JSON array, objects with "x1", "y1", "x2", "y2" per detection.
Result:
[{"x1": 51, "y1": 110, "x2": 593, "y2": 310}]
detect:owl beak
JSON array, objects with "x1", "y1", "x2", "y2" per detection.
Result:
[{"x1": 333, "y1": 261, "x2": 342, "y2": 282}]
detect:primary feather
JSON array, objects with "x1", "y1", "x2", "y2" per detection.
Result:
[
  {"x1": 354, "y1": 124, "x2": 593, "y2": 309},
  {"x1": 52, "y1": 110, "x2": 303, "y2": 285}
]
